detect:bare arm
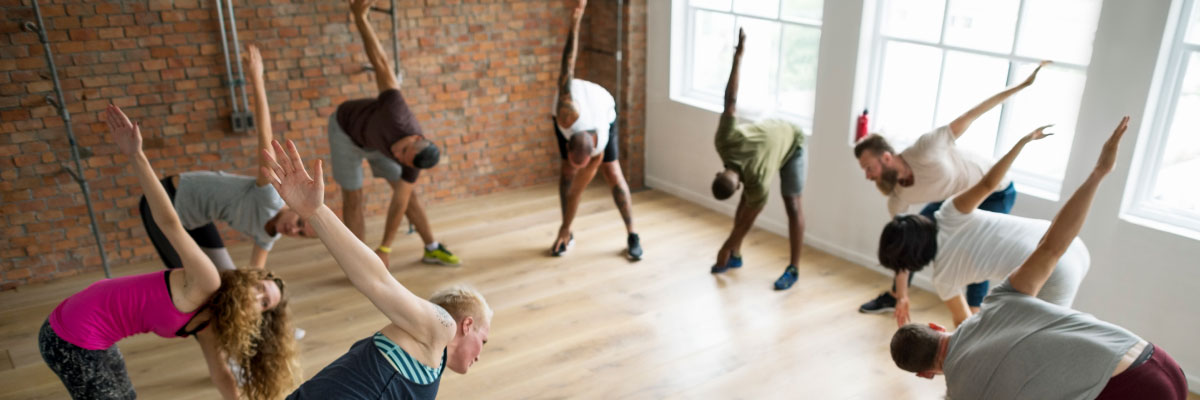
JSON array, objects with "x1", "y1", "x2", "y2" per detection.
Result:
[
  {"x1": 557, "y1": 156, "x2": 603, "y2": 240},
  {"x1": 1008, "y1": 117, "x2": 1128, "y2": 297},
  {"x1": 944, "y1": 295, "x2": 972, "y2": 327},
  {"x1": 554, "y1": 0, "x2": 586, "y2": 129},
  {"x1": 196, "y1": 328, "x2": 239, "y2": 400},
  {"x1": 246, "y1": 44, "x2": 274, "y2": 187},
  {"x1": 894, "y1": 271, "x2": 911, "y2": 326},
  {"x1": 262, "y1": 140, "x2": 454, "y2": 347},
  {"x1": 951, "y1": 125, "x2": 1052, "y2": 214},
  {"x1": 723, "y1": 28, "x2": 746, "y2": 117},
  {"x1": 349, "y1": 0, "x2": 399, "y2": 92},
  {"x1": 249, "y1": 245, "x2": 268, "y2": 270},
  {"x1": 948, "y1": 60, "x2": 1051, "y2": 138},
  {"x1": 104, "y1": 105, "x2": 220, "y2": 305}
]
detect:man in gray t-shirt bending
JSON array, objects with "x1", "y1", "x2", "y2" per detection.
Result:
[{"x1": 889, "y1": 117, "x2": 1188, "y2": 399}]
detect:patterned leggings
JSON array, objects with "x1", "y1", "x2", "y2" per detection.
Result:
[{"x1": 38, "y1": 319, "x2": 136, "y2": 399}]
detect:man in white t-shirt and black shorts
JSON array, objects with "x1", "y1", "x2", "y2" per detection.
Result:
[
  {"x1": 854, "y1": 61, "x2": 1051, "y2": 316},
  {"x1": 549, "y1": 0, "x2": 643, "y2": 261}
]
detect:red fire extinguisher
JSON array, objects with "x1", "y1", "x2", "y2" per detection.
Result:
[{"x1": 855, "y1": 109, "x2": 869, "y2": 141}]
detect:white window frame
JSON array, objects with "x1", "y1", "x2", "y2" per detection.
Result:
[
  {"x1": 1123, "y1": 0, "x2": 1200, "y2": 238},
  {"x1": 864, "y1": 0, "x2": 1095, "y2": 199},
  {"x1": 671, "y1": 0, "x2": 823, "y2": 133}
]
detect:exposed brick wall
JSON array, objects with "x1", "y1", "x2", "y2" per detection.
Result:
[
  {"x1": 577, "y1": 0, "x2": 645, "y2": 189},
  {"x1": 0, "y1": 0, "x2": 647, "y2": 289}
]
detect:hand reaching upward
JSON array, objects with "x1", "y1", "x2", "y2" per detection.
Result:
[
  {"x1": 1020, "y1": 60, "x2": 1053, "y2": 87},
  {"x1": 1094, "y1": 116, "x2": 1130, "y2": 177},
  {"x1": 102, "y1": 104, "x2": 142, "y2": 156},
  {"x1": 245, "y1": 44, "x2": 263, "y2": 83},
  {"x1": 261, "y1": 140, "x2": 325, "y2": 219}
]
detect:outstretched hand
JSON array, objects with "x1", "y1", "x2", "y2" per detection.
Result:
[
  {"x1": 895, "y1": 296, "x2": 911, "y2": 327},
  {"x1": 261, "y1": 140, "x2": 325, "y2": 219},
  {"x1": 1094, "y1": 116, "x2": 1129, "y2": 177},
  {"x1": 1021, "y1": 124, "x2": 1055, "y2": 143},
  {"x1": 102, "y1": 104, "x2": 142, "y2": 156},
  {"x1": 245, "y1": 44, "x2": 263, "y2": 82},
  {"x1": 349, "y1": 0, "x2": 374, "y2": 16},
  {"x1": 573, "y1": 0, "x2": 587, "y2": 20},
  {"x1": 1021, "y1": 60, "x2": 1053, "y2": 87},
  {"x1": 736, "y1": 28, "x2": 746, "y2": 53}
]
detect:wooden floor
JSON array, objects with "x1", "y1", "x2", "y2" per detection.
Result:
[{"x1": 3, "y1": 184, "x2": 1185, "y2": 399}]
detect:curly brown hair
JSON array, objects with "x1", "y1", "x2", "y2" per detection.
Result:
[{"x1": 209, "y1": 269, "x2": 300, "y2": 400}]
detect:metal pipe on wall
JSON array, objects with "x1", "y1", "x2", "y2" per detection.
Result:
[
  {"x1": 214, "y1": 0, "x2": 242, "y2": 130},
  {"x1": 224, "y1": 0, "x2": 253, "y2": 129},
  {"x1": 23, "y1": 0, "x2": 112, "y2": 278}
]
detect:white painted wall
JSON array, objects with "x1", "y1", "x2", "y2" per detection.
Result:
[{"x1": 647, "y1": 0, "x2": 1199, "y2": 390}]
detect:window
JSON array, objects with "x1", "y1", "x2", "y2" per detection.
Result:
[
  {"x1": 867, "y1": 0, "x2": 1102, "y2": 196},
  {"x1": 1125, "y1": 0, "x2": 1200, "y2": 236},
  {"x1": 673, "y1": 0, "x2": 824, "y2": 132}
]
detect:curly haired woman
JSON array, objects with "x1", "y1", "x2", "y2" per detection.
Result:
[{"x1": 37, "y1": 103, "x2": 299, "y2": 400}]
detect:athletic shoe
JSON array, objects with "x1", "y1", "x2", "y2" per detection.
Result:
[
  {"x1": 773, "y1": 265, "x2": 799, "y2": 290},
  {"x1": 626, "y1": 233, "x2": 643, "y2": 261},
  {"x1": 710, "y1": 255, "x2": 743, "y2": 274},
  {"x1": 552, "y1": 234, "x2": 575, "y2": 256},
  {"x1": 858, "y1": 292, "x2": 897, "y2": 314},
  {"x1": 422, "y1": 244, "x2": 461, "y2": 266}
]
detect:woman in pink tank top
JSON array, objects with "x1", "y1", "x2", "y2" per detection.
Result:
[{"x1": 38, "y1": 100, "x2": 299, "y2": 400}]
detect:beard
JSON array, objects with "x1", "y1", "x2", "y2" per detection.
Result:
[{"x1": 875, "y1": 166, "x2": 899, "y2": 195}]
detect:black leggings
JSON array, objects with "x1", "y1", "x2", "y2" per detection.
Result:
[
  {"x1": 38, "y1": 320, "x2": 136, "y2": 400},
  {"x1": 138, "y1": 176, "x2": 224, "y2": 269}
]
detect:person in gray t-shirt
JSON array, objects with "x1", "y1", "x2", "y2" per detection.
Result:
[
  {"x1": 137, "y1": 46, "x2": 314, "y2": 271},
  {"x1": 889, "y1": 117, "x2": 1187, "y2": 399}
]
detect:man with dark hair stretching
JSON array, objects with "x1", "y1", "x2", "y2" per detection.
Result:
[
  {"x1": 709, "y1": 29, "x2": 808, "y2": 291},
  {"x1": 331, "y1": 0, "x2": 459, "y2": 267},
  {"x1": 891, "y1": 117, "x2": 1188, "y2": 399},
  {"x1": 854, "y1": 61, "x2": 1051, "y2": 314},
  {"x1": 551, "y1": 0, "x2": 643, "y2": 261}
]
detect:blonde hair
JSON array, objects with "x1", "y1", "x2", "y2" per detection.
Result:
[
  {"x1": 209, "y1": 269, "x2": 300, "y2": 400},
  {"x1": 429, "y1": 285, "x2": 493, "y2": 324}
]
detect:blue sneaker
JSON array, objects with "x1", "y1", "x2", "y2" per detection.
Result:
[
  {"x1": 710, "y1": 255, "x2": 743, "y2": 274},
  {"x1": 773, "y1": 265, "x2": 799, "y2": 290}
]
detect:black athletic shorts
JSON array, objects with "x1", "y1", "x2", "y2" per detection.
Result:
[
  {"x1": 553, "y1": 116, "x2": 619, "y2": 163},
  {"x1": 138, "y1": 176, "x2": 224, "y2": 269}
]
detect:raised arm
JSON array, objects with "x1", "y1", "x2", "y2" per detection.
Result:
[
  {"x1": 246, "y1": 44, "x2": 274, "y2": 187},
  {"x1": 948, "y1": 60, "x2": 1051, "y2": 138},
  {"x1": 722, "y1": 28, "x2": 746, "y2": 117},
  {"x1": 104, "y1": 105, "x2": 220, "y2": 304},
  {"x1": 349, "y1": 0, "x2": 399, "y2": 92},
  {"x1": 950, "y1": 125, "x2": 1052, "y2": 213},
  {"x1": 1008, "y1": 116, "x2": 1129, "y2": 297},
  {"x1": 261, "y1": 140, "x2": 454, "y2": 347},
  {"x1": 554, "y1": 0, "x2": 586, "y2": 129}
]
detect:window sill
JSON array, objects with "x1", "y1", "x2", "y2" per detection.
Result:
[
  {"x1": 668, "y1": 93, "x2": 817, "y2": 136},
  {"x1": 1119, "y1": 212, "x2": 1200, "y2": 242}
]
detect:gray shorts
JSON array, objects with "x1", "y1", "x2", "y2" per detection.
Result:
[
  {"x1": 779, "y1": 146, "x2": 807, "y2": 197},
  {"x1": 328, "y1": 113, "x2": 404, "y2": 190}
]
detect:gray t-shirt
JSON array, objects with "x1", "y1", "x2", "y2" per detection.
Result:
[
  {"x1": 175, "y1": 171, "x2": 284, "y2": 250},
  {"x1": 944, "y1": 280, "x2": 1142, "y2": 399}
]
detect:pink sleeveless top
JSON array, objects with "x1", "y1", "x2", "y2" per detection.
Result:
[{"x1": 48, "y1": 270, "x2": 201, "y2": 350}]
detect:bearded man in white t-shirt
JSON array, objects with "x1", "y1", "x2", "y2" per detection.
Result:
[
  {"x1": 854, "y1": 61, "x2": 1052, "y2": 317},
  {"x1": 550, "y1": 0, "x2": 643, "y2": 261}
]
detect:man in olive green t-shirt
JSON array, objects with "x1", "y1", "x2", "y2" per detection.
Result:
[{"x1": 710, "y1": 30, "x2": 808, "y2": 291}]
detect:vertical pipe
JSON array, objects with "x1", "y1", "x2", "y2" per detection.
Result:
[
  {"x1": 616, "y1": 0, "x2": 624, "y2": 167},
  {"x1": 391, "y1": 0, "x2": 400, "y2": 78},
  {"x1": 225, "y1": 0, "x2": 251, "y2": 115},
  {"x1": 28, "y1": 0, "x2": 111, "y2": 278},
  {"x1": 214, "y1": 0, "x2": 239, "y2": 116}
]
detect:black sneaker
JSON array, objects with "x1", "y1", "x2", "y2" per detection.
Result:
[
  {"x1": 626, "y1": 233, "x2": 643, "y2": 261},
  {"x1": 859, "y1": 292, "x2": 897, "y2": 314}
]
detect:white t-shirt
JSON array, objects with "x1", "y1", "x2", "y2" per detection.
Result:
[
  {"x1": 175, "y1": 171, "x2": 284, "y2": 250},
  {"x1": 930, "y1": 201, "x2": 1090, "y2": 306},
  {"x1": 553, "y1": 79, "x2": 615, "y2": 156},
  {"x1": 887, "y1": 126, "x2": 1012, "y2": 216}
]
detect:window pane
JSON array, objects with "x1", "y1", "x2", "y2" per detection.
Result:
[
  {"x1": 1188, "y1": 1, "x2": 1200, "y2": 45},
  {"x1": 781, "y1": 0, "x2": 823, "y2": 22},
  {"x1": 779, "y1": 25, "x2": 821, "y2": 121},
  {"x1": 934, "y1": 51, "x2": 1010, "y2": 157},
  {"x1": 1015, "y1": 0, "x2": 1102, "y2": 65},
  {"x1": 733, "y1": 0, "x2": 780, "y2": 19},
  {"x1": 690, "y1": 10, "x2": 736, "y2": 96},
  {"x1": 876, "y1": 41, "x2": 943, "y2": 145},
  {"x1": 1003, "y1": 63, "x2": 1088, "y2": 181},
  {"x1": 943, "y1": 0, "x2": 1019, "y2": 54},
  {"x1": 735, "y1": 17, "x2": 782, "y2": 114},
  {"x1": 1150, "y1": 52, "x2": 1200, "y2": 213},
  {"x1": 881, "y1": 0, "x2": 946, "y2": 43},
  {"x1": 691, "y1": 0, "x2": 732, "y2": 12}
]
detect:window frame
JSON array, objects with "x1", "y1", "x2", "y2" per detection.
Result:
[
  {"x1": 673, "y1": 0, "x2": 824, "y2": 132},
  {"x1": 1124, "y1": 0, "x2": 1200, "y2": 237},
  {"x1": 864, "y1": 0, "x2": 1097, "y2": 198}
]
